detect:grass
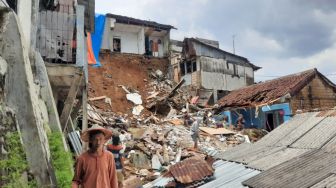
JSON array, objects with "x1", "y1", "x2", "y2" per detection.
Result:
[
  {"x1": 0, "y1": 132, "x2": 37, "y2": 188},
  {"x1": 48, "y1": 131, "x2": 74, "y2": 188}
]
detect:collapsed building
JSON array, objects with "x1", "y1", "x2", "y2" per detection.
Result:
[
  {"x1": 217, "y1": 68, "x2": 336, "y2": 131},
  {"x1": 175, "y1": 37, "x2": 261, "y2": 106}
]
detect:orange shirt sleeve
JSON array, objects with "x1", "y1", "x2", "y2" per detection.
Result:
[
  {"x1": 109, "y1": 154, "x2": 118, "y2": 188},
  {"x1": 72, "y1": 157, "x2": 84, "y2": 185}
]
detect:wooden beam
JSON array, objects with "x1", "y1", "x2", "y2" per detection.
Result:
[{"x1": 60, "y1": 70, "x2": 84, "y2": 132}]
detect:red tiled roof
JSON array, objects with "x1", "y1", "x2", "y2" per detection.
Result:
[
  {"x1": 218, "y1": 68, "x2": 336, "y2": 108},
  {"x1": 169, "y1": 156, "x2": 214, "y2": 184}
]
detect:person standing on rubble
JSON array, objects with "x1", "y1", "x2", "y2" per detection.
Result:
[
  {"x1": 107, "y1": 134, "x2": 125, "y2": 188},
  {"x1": 236, "y1": 114, "x2": 245, "y2": 131},
  {"x1": 72, "y1": 125, "x2": 118, "y2": 188},
  {"x1": 191, "y1": 117, "x2": 202, "y2": 150}
]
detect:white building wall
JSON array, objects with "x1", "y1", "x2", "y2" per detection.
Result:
[
  {"x1": 17, "y1": 0, "x2": 32, "y2": 48},
  {"x1": 113, "y1": 31, "x2": 139, "y2": 54}
]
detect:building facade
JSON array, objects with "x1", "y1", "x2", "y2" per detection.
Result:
[{"x1": 101, "y1": 14, "x2": 175, "y2": 57}]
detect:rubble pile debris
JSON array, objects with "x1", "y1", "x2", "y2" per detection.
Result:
[{"x1": 86, "y1": 52, "x2": 269, "y2": 186}]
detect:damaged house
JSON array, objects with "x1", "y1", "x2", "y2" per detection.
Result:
[
  {"x1": 101, "y1": 13, "x2": 175, "y2": 57},
  {"x1": 179, "y1": 38, "x2": 260, "y2": 105},
  {"x1": 217, "y1": 68, "x2": 336, "y2": 131}
]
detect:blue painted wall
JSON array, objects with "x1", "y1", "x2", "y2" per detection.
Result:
[
  {"x1": 218, "y1": 103, "x2": 292, "y2": 129},
  {"x1": 261, "y1": 103, "x2": 292, "y2": 122}
]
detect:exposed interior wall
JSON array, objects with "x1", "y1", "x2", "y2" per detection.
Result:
[
  {"x1": 148, "y1": 35, "x2": 166, "y2": 57},
  {"x1": 290, "y1": 76, "x2": 336, "y2": 113}
]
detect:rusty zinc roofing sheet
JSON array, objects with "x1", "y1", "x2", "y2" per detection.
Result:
[
  {"x1": 218, "y1": 68, "x2": 336, "y2": 108},
  {"x1": 169, "y1": 156, "x2": 214, "y2": 184}
]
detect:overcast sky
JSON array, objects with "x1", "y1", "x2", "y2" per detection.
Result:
[{"x1": 96, "y1": 0, "x2": 336, "y2": 83}]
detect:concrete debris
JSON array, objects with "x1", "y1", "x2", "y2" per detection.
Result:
[
  {"x1": 132, "y1": 105, "x2": 144, "y2": 116},
  {"x1": 151, "y1": 154, "x2": 162, "y2": 170},
  {"x1": 127, "y1": 93, "x2": 143, "y2": 105}
]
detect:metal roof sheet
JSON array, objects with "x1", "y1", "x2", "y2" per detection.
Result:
[
  {"x1": 246, "y1": 148, "x2": 309, "y2": 171},
  {"x1": 291, "y1": 116, "x2": 336, "y2": 149},
  {"x1": 255, "y1": 112, "x2": 318, "y2": 147},
  {"x1": 199, "y1": 161, "x2": 260, "y2": 188},
  {"x1": 274, "y1": 114, "x2": 325, "y2": 147},
  {"x1": 169, "y1": 156, "x2": 214, "y2": 184},
  {"x1": 243, "y1": 150, "x2": 336, "y2": 188},
  {"x1": 310, "y1": 174, "x2": 336, "y2": 188},
  {"x1": 216, "y1": 112, "x2": 315, "y2": 161}
]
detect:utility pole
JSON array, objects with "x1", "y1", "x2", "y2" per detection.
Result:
[{"x1": 232, "y1": 35, "x2": 235, "y2": 54}]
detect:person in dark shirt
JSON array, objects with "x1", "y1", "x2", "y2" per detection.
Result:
[{"x1": 107, "y1": 134, "x2": 125, "y2": 188}]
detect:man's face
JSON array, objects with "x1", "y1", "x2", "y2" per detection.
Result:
[{"x1": 90, "y1": 133, "x2": 106, "y2": 151}]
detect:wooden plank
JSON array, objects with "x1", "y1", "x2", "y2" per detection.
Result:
[
  {"x1": 199, "y1": 127, "x2": 235, "y2": 135},
  {"x1": 60, "y1": 70, "x2": 84, "y2": 132},
  {"x1": 88, "y1": 96, "x2": 107, "y2": 101}
]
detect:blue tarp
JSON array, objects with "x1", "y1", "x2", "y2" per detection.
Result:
[{"x1": 91, "y1": 14, "x2": 106, "y2": 67}]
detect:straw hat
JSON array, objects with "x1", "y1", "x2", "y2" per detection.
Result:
[{"x1": 80, "y1": 124, "x2": 113, "y2": 142}]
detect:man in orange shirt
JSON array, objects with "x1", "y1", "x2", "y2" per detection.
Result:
[{"x1": 72, "y1": 125, "x2": 118, "y2": 188}]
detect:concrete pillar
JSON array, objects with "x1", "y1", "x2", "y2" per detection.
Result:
[{"x1": 0, "y1": 8, "x2": 56, "y2": 186}]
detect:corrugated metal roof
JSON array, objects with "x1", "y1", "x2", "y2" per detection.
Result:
[
  {"x1": 169, "y1": 156, "x2": 214, "y2": 184},
  {"x1": 243, "y1": 150, "x2": 336, "y2": 188},
  {"x1": 246, "y1": 148, "x2": 309, "y2": 171},
  {"x1": 142, "y1": 175, "x2": 174, "y2": 188},
  {"x1": 274, "y1": 114, "x2": 325, "y2": 147},
  {"x1": 68, "y1": 131, "x2": 82, "y2": 156},
  {"x1": 199, "y1": 161, "x2": 260, "y2": 188},
  {"x1": 310, "y1": 174, "x2": 336, "y2": 188},
  {"x1": 216, "y1": 112, "x2": 316, "y2": 162},
  {"x1": 256, "y1": 112, "x2": 318, "y2": 147},
  {"x1": 290, "y1": 116, "x2": 336, "y2": 149}
]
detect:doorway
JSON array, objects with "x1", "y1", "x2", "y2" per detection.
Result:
[
  {"x1": 265, "y1": 110, "x2": 284, "y2": 131},
  {"x1": 113, "y1": 37, "x2": 121, "y2": 52}
]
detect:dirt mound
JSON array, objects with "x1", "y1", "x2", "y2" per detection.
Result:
[{"x1": 88, "y1": 52, "x2": 169, "y2": 115}]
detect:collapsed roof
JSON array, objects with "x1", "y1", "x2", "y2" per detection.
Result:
[{"x1": 217, "y1": 68, "x2": 336, "y2": 108}]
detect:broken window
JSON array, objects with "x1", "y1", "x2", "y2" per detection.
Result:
[
  {"x1": 180, "y1": 62, "x2": 186, "y2": 76},
  {"x1": 113, "y1": 37, "x2": 121, "y2": 52},
  {"x1": 192, "y1": 61, "x2": 197, "y2": 72}
]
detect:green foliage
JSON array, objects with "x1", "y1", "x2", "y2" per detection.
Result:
[
  {"x1": 48, "y1": 132, "x2": 74, "y2": 188},
  {"x1": 0, "y1": 132, "x2": 36, "y2": 188}
]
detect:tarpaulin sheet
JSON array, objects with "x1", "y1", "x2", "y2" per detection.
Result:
[
  {"x1": 87, "y1": 32, "x2": 97, "y2": 65},
  {"x1": 90, "y1": 14, "x2": 106, "y2": 67}
]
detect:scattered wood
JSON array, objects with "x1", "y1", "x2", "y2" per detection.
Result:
[
  {"x1": 199, "y1": 127, "x2": 235, "y2": 135},
  {"x1": 88, "y1": 96, "x2": 107, "y2": 101}
]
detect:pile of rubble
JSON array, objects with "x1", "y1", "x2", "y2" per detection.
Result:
[{"x1": 86, "y1": 68, "x2": 268, "y2": 187}]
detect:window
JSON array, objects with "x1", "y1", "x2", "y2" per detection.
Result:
[
  {"x1": 180, "y1": 62, "x2": 186, "y2": 76},
  {"x1": 233, "y1": 64, "x2": 238, "y2": 76},
  {"x1": 192, "y1": 61, "x2": 197, "y2": 72},
  {"x1": 186, "y1": 61, "x2": 192, "y2": 73},
  {"x1": 113, "y1": 37, "x2": 121, "y2": 52}
]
